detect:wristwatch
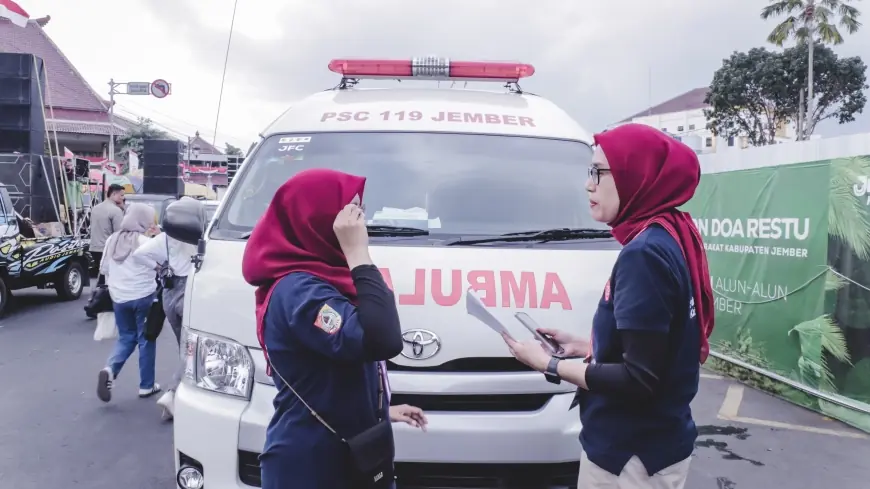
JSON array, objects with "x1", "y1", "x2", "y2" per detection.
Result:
[{"x1": 544, "y1": 356, "x2": 562, "y2": 385}]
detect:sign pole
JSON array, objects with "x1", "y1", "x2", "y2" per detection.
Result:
[
  {"x1": 104, "y1": 78, "x2": 170, "y2": 174},
  {"x1": 107, "y1": 78, "x2": 120, "y2": 164}
]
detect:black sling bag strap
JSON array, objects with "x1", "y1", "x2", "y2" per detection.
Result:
[{"x1": 267, "y1": 357, "x2": 395, "y2": 488}]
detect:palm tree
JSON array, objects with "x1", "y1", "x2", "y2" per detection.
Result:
[{"x1": 761, "y1": 0, "x2": 862, "y2": 139}]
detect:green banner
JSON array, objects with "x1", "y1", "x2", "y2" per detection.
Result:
[{"x1": 684, "y1": 158, "x2": 870, "y2": 431}]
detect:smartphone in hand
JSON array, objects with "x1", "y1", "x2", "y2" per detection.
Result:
[{"x1": 514, "y1": 312, "x2": 565, "y2": 357}]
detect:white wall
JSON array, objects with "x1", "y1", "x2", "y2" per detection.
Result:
[
  {"x1": 698, "y1": 132, "x2": 870, "y2": 174},
  {"x1": 631, "y1": 109, "x2": 708, "y2": 138},
  {"x1": 625, "y1": 108, "x2": 796, "y2": 153}
]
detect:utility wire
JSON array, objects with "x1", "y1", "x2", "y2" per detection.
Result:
[{"x1": 212, "y1": 0, "x2": 239, "y2": 148}]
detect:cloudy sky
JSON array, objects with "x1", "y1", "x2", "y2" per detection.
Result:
[{"x1": 16, "y1": 0, "x2": 870, "y2": 150}]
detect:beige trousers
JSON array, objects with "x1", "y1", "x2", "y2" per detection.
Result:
[{"x1": 577, "y1": 452, "x2": 691, "y2": 489}]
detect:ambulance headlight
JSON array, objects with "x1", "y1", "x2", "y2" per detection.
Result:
[{"x1": 181, "y1": 327, "x2": 254, "y2": 399}]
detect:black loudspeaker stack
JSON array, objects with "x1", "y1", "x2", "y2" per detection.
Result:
[
  {"x1": 0, "y1": 53, "x2": 55, "y2": 222},
  {"x1": 142, "y1": 139, "x2": 184, "y2": 196},
  {"x1": 0, "y1": 153, "x2": 61, "y2": 223},
  {"x1": 0, "y1": 53, "x2": 45, "y2": 155}
]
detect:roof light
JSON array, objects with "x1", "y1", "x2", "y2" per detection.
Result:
[{"x1": 327, "y1": 57, "x2": 535, "y2": 82}]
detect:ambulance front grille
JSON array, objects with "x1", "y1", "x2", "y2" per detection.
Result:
[
  {"x1": 237, "y1": 451, "x2": 580, "y2": 488},
  {"x1": 389, "y1": 393, "x2": 552, "y2": 412},
  {"x1": 395, "y1": 461, "x2": 579, "y2": 488}
]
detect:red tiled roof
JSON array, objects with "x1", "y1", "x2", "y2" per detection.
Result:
[
  {"x1": 621, "y1": 87, "x2": 710, "y2": 122},
  {"x1": 0, "y1": 17, "x2": 107, "y2": 112},
  {"x1": 188, "y1": 131, "x2": 224, "y2": 155}
]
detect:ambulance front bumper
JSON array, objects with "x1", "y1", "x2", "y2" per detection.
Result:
[{"x1": 175, "y1": 374, "x2": 581, "y2": 488}]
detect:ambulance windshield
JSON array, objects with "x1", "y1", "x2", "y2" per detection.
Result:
[{"x1": 211, "y1": 132, "x2": 606, "y2": 239}]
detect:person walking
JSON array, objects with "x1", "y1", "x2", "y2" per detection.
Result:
[
  {"x1": 132, "y1": 197, "x2": 203, "y2": 419},
  {"x1": 242, "y1": 169, "x2": 427, "y2": 489},
  {"x1": 502, "y1": 123, "x2": 715, "y2": 489},
  {"x1": 89, "y1": 184, "x2": 125, "y2": 276},
  {"x1": 96, "y1": 203, "x2": 163, "y2": 403}
]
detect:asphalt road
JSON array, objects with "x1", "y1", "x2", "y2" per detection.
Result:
[{"x1": 1, "y1": 287, "x2": 868, "y2": 489}]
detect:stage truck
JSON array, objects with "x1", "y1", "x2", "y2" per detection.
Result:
[{"x1": 0, "y1": 185, "x2": 89, "y2": 317}]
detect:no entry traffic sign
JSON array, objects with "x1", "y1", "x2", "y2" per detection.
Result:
[{"x1": 151, "y1": 79, "x2": 171, "y2": 98}]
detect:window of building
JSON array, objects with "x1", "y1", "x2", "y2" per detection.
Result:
[
  {"x1": 705, "y1": 137, "x2": 713, "y2": 147},
  {"x1": 689, "y1": 124, "x2": 696, "y2": 130},
  {"x1": 727, "y1": 136, "x2": 735, "y2": 147},
  {"x1": 677, "y1": 125, "x2": 684, "y2": 132}
]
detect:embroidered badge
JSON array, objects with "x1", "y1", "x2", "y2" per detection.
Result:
[
  {"x1": 314, "y1": 303, "x2": 343, "y2": 334},
  {"x1": 603, "y1": 279, "x2": 611, "y2": 302}
]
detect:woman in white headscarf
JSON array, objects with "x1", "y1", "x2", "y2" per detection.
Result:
[
  {"x1": 132, "y1": 197, "x2": 204, "y2": 419},
  {"x1": 96, "y1": 203, "x2": 162, "y2": 403}
]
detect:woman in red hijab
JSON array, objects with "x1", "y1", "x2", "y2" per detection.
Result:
[
  {"x1": 242, "y1": 169, "x2": 427, "y2": 489},
  {"x1": 504, "y1": 124, "x2": 714, "y2": 489}
]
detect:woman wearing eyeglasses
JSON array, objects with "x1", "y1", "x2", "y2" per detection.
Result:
[{"x1": 503, "y1": 123, "x2": 714, "y2": 489}]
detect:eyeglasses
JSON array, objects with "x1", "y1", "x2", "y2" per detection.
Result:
[{"x1": 588, "y1": 166, "x2": 612, "y2": 185}]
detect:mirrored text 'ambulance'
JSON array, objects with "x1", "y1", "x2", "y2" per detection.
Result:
[{"x1": 173, "y1": 56, "x2": 620, "y2": 489}]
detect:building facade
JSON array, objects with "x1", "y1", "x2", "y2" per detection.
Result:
[{"x1": 613, "y1": 87, "x2": 795, "y2": 153}]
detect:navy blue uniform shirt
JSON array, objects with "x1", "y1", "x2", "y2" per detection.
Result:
[
  {"x1": 576, "y1": 225, "x2": 700, "y2": 476},
  {"x1": 259, "y1": 271, "x2": 390, "y2": 489}
]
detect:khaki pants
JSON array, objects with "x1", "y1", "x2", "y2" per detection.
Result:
[{"x1": 578, "y1": 452, "x2": 691, "y2": 489}]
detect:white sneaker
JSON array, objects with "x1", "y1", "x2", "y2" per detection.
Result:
[
  {"x1": 97, "y1": 367, "x2": 114, "y2": 403},
  {"x1": 138, "y1": 383, "x2": 162, "y2": 398},
  {"x1": 156, "y1": 390, "x2": 175, "y2": 420}
]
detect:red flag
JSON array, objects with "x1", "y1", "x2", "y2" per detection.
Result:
[{"x1": 0, "y1": 0, "x2": 29, "y2": 28}]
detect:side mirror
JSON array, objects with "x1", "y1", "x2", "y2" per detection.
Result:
[{"x1": 163, "y1": 198, "x2": 206, "y2": 245}]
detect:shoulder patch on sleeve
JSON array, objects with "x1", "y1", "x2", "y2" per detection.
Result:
[{"x1": 313, "y1": 303, "x2": 343, "y2": 334}]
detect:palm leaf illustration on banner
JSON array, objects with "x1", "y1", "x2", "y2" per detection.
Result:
[
  {"x1": 789, "y1": 315, "x2": 851, "y2": 391},
  {"x1": 828, "y1": 156, "x2": 870, "y2": 260}
]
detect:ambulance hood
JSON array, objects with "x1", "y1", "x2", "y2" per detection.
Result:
[{"x1": 187, "y1": 240, "x2": 620, "y2": 364}]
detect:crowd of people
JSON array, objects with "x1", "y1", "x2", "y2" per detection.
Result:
[{"x1": 86, "y1": 123, "x2": 713, "y2": 489}]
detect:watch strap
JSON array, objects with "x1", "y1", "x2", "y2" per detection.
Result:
[{"x1": 545, "y1": 356, "x2": 561, "y2": 384}]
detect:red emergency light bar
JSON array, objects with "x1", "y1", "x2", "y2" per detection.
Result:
[{"x1": 327, "y1": 57, "x2": 535, "y2": 82}]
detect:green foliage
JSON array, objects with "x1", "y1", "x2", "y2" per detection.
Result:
[
  {"x1": 225, "y1": 143, "x2": 243, "y2": 156},
  {"x1": 761, "y1": 0, "x2": 861, "y2": 47},
  {"x1": 782, "y1": 43, "x2": 868, "y2": 134},
  {"x1": 704, "y1": 48, "x2": 794, "y2": 146},
  {"x1": 704, "y1": 44, "x2": 867, "y2": 144},
  {"x1": 115, "y1": 117, "x2": 169, "y2": 163}
]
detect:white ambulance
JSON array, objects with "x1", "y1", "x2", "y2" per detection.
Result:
[{"x1": 172, "y1": 57, "x2": 620, "y2": 489}]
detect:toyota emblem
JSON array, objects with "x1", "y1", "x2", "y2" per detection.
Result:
[{"x1": 400, "y1": 329, "x2": 441, "y2": 360}]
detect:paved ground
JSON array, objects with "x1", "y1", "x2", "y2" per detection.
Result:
[{"x1": 0, "y1": 287, "x2": 868, "y2": 489}]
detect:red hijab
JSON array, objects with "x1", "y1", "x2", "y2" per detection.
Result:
[
  {"x1": 242, "y1": 169, "x2": 366, "y2": 367},
  {"x1": 593, "y1": 124, "x2": 714, "y2": 363}
]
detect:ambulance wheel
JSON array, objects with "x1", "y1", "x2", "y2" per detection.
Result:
[
  {"x1": 56, "y1": 262, "x2": 85, "y2": 301},
  {"x1": 0, "y1": 277, "x2": 8, "y2": 317}
]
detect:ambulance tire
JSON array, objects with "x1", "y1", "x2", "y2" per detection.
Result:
[{"x1": 56, "y1": 262, "x2": 85, "y2": 301}]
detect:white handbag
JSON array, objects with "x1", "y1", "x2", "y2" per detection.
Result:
[{"x1": 94, "y1": 312, "x2": 118, "y2": 341}]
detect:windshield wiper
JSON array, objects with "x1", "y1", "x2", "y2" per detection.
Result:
[
  {"x1": 367, "y1": 225, "x2": 429, "y2": 237},
  {"x1": 238, "y1": 225, "x2": 429, "y2": 240},
  {"x1": 445, "y1": 227, "x2": 611, "y2": 246}
]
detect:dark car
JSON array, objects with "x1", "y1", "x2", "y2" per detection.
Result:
[{"x1": 123, "y1": 193, "x2": 178, "y2": 225}]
